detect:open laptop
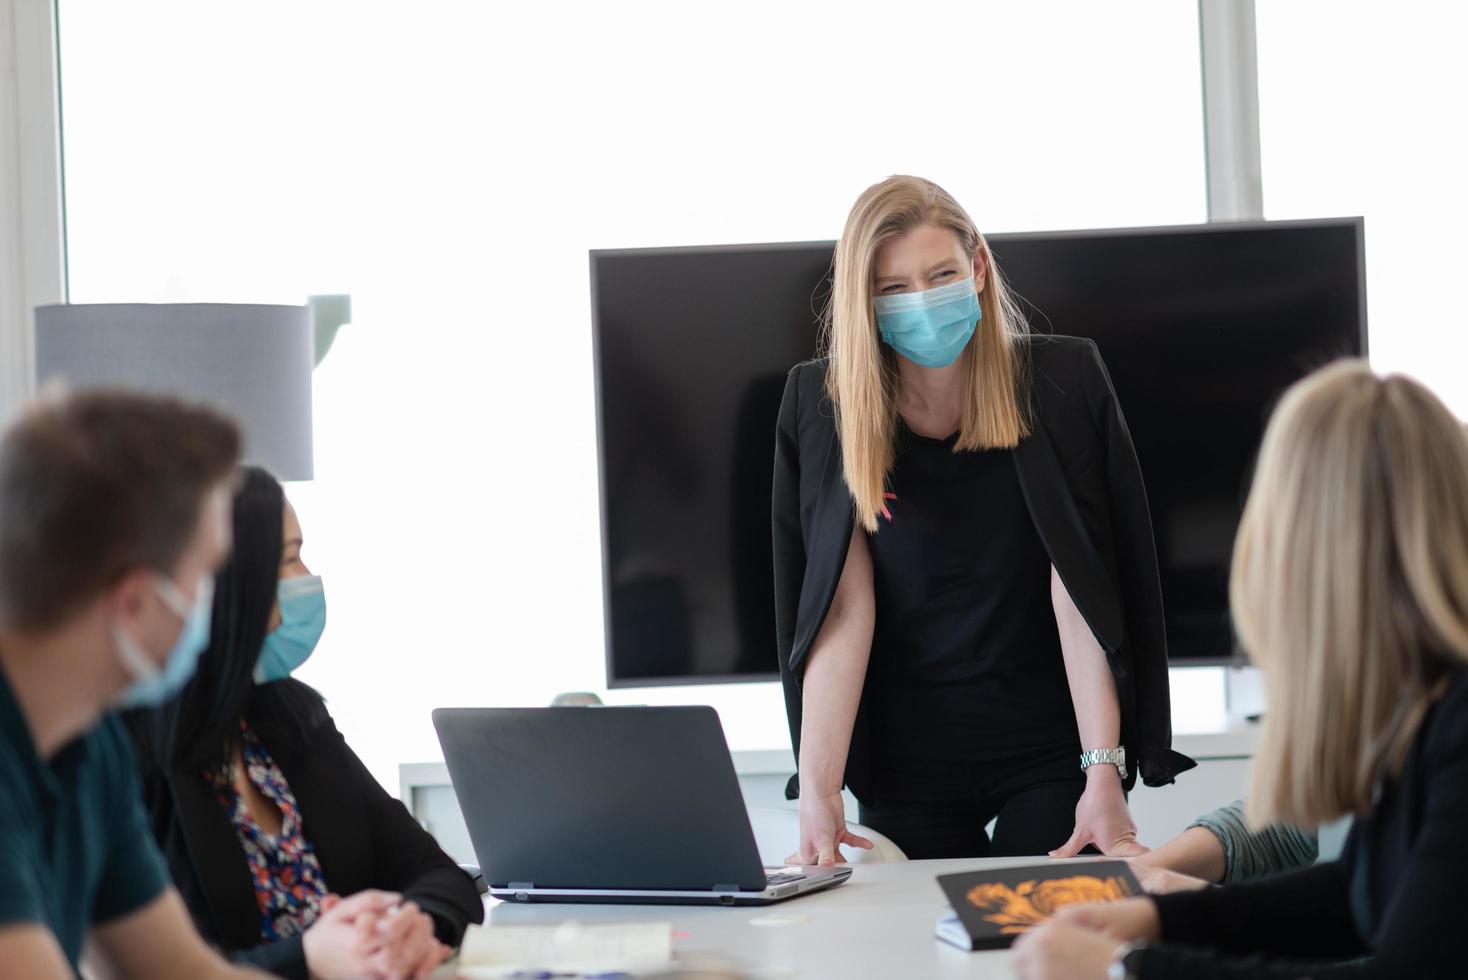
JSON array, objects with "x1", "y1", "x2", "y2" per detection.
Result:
[{"x1": 432, "y1": 705, "x2": 852, "y2": 905}]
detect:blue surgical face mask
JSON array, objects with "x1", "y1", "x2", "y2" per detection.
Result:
[
  {"x1": 113, "y1": 575, "x2": 215, "y2": 709},
  {"x1": 872, "y1": 277, "x2": 982, "y2": 368},
  {"x1": 254, "y1": 574, "x2": 326, "y2": 684}
]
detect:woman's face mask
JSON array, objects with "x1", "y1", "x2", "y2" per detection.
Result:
[
  {"x1": 873, "y1": 277, "x2": 982, "y2": 368},
  {"x1": 254, "y1": 574, "x2": 326, "y2": 683}
]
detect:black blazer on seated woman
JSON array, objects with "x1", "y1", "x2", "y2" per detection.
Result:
[
  {"x1": 1138, "y1": 664, "x2": 1468, "y2": 977},
  {"x1": 773, "y1": 334, "x2": 1196, "y2": 800},
  {"x1": 132, "y1": 680, "x2": 483, "y2": 980}
]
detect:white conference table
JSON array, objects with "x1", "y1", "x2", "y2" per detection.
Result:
[{"x1": 447, "y1": 856, "x2": 1059, "y2": 978}]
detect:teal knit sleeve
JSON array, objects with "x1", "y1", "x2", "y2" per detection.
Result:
[{"x1": 1190, "y1": 799, "x2": 1319, "y2": 884}]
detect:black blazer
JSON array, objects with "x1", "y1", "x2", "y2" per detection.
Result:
[
  {"x1": 1145, "y1": 665, "x2": 1468, "y2": 977},
  {"x1": 133, "y1": 681, "x2": 483, "y2": 980},
  {"x1": 773, "y1": 334, "x2": 1195, "y2": 799}
]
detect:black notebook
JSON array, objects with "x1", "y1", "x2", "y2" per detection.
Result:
[{"x1": 935, "y1": 860, "x2": 1143, "y2": 951}]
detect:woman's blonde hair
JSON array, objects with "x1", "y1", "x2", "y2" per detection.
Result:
[
  {"x1": 1233, "y1": 360, "x2": 1468, "y2": 827},
  {"x1": 822, "y1": 175, "x2": 1031, "y2": 532}
]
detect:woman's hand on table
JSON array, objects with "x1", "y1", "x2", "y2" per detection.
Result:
[{"x1": 787, "y1": 788, "x2": 873, "y2": 865}]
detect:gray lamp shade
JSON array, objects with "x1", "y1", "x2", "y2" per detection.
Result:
[{"x1": 33, "y1": 303, "x2": 315, "y2": 481}]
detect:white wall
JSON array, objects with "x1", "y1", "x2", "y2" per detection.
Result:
[
  {"x1": 22, "y1": 2, "x2": 1463, "y2": 816},
  {"x1": 38, "y1": 2, "x2": 1468, "y2": 798},
  {"x1": 54, "y1": 0, "x2": 1210, "y2": 793}
]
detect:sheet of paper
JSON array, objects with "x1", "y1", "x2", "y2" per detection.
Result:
[{"x1": 457, "y1": 920, "x2": 673, "y2": 976}]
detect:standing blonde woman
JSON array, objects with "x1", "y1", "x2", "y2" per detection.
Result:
[
  {"x1": 1014, "y1": 361, "x2": 1468, "y2": 979},
  {"x1": 773, "y1": 176, "x2": 1192, "y2": 863}
]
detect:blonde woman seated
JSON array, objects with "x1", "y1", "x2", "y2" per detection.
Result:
[{"x1": 1013, "y1": 360, "x2": 1468, "y2": 979}]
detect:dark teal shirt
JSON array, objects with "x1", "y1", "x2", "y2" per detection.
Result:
[{"x1": 0, "y1": 663, "x2": 169, "y2": 970}]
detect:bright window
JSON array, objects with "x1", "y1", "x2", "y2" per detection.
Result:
[
  {"x1": 58, "y1": 0, "x2": 1209, "y2": 790},
  {"x1": 1256, "y1": 1, "x2": 1468, "y2": 418}
]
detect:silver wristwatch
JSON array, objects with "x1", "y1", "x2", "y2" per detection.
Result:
[
  {"x1": 1108, "y1": 940, "x2": 1146, "y2": 980},
  {"x1": 1079, "y1": 746, "x2": 1127, "y2": 780}
]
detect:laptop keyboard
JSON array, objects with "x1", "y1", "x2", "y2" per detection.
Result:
[{"x1": 764, "y1": 871, "x2": 807, "y2": 886}]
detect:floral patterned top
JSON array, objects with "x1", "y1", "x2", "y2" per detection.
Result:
[{"x1": 209, "y1": 722, "x2": 330, "y2": 942}]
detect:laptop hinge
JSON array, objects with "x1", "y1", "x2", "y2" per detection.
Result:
[
  {"x1": 713, "y1": 883, "x2": 742, "y2": 892},
  {"x1": 508, "y1": 881, "x2": 535, "y2": 890}
]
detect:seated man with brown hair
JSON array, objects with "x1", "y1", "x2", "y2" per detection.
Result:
[{"x1": 0, "y1": 390, "x2": 396, "y2": 980}]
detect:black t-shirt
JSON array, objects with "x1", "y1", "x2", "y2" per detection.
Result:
[{"x1": 865, "y1": 422, "x2": 1078, "y2": 764}]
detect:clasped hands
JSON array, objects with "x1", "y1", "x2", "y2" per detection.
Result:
[{"x1": 303, "y1": 890, "x2": 453, "y2": 980}]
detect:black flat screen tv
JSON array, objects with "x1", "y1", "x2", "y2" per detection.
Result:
[{"x1": 591, "y1": 218, "x2": 1366, "y2": 685}]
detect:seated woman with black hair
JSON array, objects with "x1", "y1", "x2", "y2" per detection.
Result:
[{"x1": 124, "y1": 467, "x2": 483, "y2": 980}]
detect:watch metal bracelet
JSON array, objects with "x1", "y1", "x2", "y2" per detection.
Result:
[{"x1": 1079, "y1": 746, "x2": 1127, "y2": 781}]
